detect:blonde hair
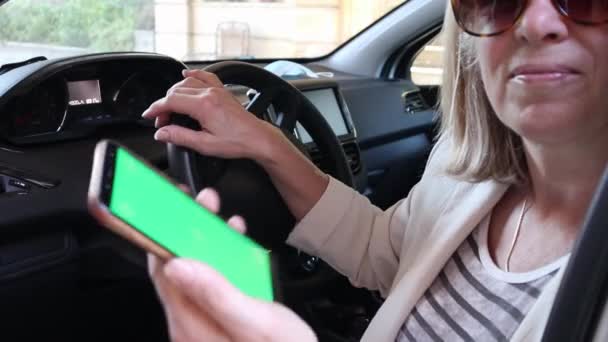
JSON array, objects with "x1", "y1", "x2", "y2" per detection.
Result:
[{"x1": 437, "y1": 6, "x2": 527, "y2": 184}]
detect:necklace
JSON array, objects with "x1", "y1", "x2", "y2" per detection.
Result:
[{"x1": 505, "y1": 197, "x2": 529, "y2": 272}]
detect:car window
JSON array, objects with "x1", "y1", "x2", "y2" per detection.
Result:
[
  {"x1": 411, "y1": 32, "x2": 444, "y2": 86},
  {"x1": 0, "y1": 0, "x2": 407, "y2": 65}
]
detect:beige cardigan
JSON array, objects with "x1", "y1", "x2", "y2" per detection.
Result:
[{"x1": 286, "y1": 143, "x2": 567, "y2": 341}]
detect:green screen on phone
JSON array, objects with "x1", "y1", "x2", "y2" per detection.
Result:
[{"x1": 108, "y1": 146, "x2": 273, "y2": 301}]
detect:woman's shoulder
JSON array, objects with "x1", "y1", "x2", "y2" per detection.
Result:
[
  {"x1": 396, "y1": 139, "x2": 507, "y2": 255},
  {"x1": 416, "y1": 139, "x2": 460, "y2": 191},
  {"x1": 408, "y1": 139, "x2": 503, "y2": 218}
]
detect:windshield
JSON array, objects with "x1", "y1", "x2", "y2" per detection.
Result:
[{"x1": 0, "y1": 0, "x2": 405, "y2": 65}]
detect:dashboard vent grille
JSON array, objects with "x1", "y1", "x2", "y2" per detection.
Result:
[
  {"x1": 308, "y1": 142, "x2": 362, "y2": 174},
  {"x1": 402, "y1": 91, "x2": 429, "y2": 114}
]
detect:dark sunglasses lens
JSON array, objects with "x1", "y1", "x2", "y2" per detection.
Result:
[
  {"x1": 453, "y1": 0, "x2": 526, "y2": 35},
  {"x1": 555, "y1": 0, "x2": 608, "y2": 24}
]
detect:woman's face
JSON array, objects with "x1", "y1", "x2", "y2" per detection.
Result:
[{"x1": 476, "y1": 0, "x2": 608, "y2": 146}]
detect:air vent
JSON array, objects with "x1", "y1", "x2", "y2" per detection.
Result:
[
  {"x1": 402, "y1": 91, "x2": 429, "y2": 114},
  {"x1": 343, "y1": 142, "x2": 362, "y2": 173},
  {"x1": 308, "y1": 141, "x2": 362, "y2": 174}
]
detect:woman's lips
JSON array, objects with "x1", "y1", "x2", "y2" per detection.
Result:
[
  {"x1": 509, "y1": 65, "x2": 581, "y2": 84},
  {"x1": 512, "y1": 72, "x2": 576, "y2": 83}
]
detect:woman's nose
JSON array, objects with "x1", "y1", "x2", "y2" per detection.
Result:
[{"x1": 514, "y1": 0, "x2": 569, "y2": 44}]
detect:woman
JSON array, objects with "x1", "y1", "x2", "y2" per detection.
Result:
[{"x1": 142, "y1": 0, "x2": 608, "y2": 340}]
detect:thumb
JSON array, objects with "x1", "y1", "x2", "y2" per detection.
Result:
[
  {"x1": 164, "y1": 259, "x2": 268, "y2": 325},
  {"x1": 165, "y1": 259, "x2": 318, "y2": 342}
]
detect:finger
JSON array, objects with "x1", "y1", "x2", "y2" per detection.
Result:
[
  {"x1": 147, "y1": 253, "x2": 164, "y2": 278},
  {"x1": 155, "y1": 114, "x2": 174, "y2": 129},
  {"x1": 146, "y1": 80, "x2": 208, "y2": 125},
  {"x1": 166, "y1": 307, "x2": 231, "y2": 342},
  {"x1": 148, "y1": 253, "x2": 175, "y2": 304},
  {"x1": 151, "y1": 88, "x2": 202, "y2": 128},
  {"x1": 167, "y1": 76, "x2": 208, "y2": 93},
  {"x1": 142, "y1": 92, "x2": 208, "y2": 123},
  {"x1": 148, "y1": 253, "x2": 191, "y2": 309},
  {"x1": 154, "y1": 124, "x2": 204, "y2": 148},
  {"x1": 167, "y1": 87, "x2": 205, "y2": 97},
  {"x1": 155, "y1": 125, "x2": 221, "y2": 157},
  {"x1": 177, "y1": 184, "x2": 191, "y2": 195},
  {"x1": 182, "y1": 69, "x2": 224, "y2": 88},
  {"x1": 227, "y1": 215, "x2": 247, "y2": 234},
  {"x1": 195, "y1": 188, "x2": 221, "y2": 214}
]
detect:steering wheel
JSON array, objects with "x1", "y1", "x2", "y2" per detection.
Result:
[{"x1": 166, "y1": 61, "x2": 354, "y2": 294}]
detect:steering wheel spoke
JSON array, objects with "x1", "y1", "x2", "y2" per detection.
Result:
[
  {"x1": 276, "y1": 110, "x2": 297, "y2": 132},
  {"x1": 245, "y1": 87, "x2": 278, "y2": 118}
]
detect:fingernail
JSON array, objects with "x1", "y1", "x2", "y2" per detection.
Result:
[
  {"x1": 154, "y1": 129, "x2": 169, "y2": 141},
  {"x1": 199, "y1": 188, "x2": 210, "y2": 199},
  {"x1": 196, "y1": 188, "x2": 212, "y2": 205},
  {"x1": 141, "y1": 110, "x2": 148, "y2": 117},
  {"x1": 181, "y1": 69, "x2": 188, "y2": 77}
]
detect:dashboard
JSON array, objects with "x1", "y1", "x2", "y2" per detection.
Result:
[
  {"x1": 0, "y1": 54, "x2": 357, "y2": 148},
  {"x1": 0, "y1": 53, "x2": 365, "y2": 225}
]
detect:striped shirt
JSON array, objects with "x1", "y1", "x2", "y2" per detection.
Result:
[{"x1": 396, "y1": 214, "x2": 568, "y2": 342}]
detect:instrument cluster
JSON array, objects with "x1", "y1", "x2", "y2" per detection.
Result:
[{"x1": 0, "y1": 54, "x2": 184, "y2": 144}]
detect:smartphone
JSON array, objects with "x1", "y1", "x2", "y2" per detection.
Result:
[{"x1": 88, "y1": 140, "x2": 275, "y2": 301}]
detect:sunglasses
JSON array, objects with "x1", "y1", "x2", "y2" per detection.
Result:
[{"x1": 451, "y1": 0, "x2": 608, "y2": 37}]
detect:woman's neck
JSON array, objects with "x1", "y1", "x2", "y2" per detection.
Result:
[{"x1": 522, "y1": 132, "x2": 608, "y2": 226}]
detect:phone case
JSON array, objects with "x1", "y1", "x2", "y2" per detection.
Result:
[{"x1": 87, "y1": 139, "x2": 176, "y2": 260}]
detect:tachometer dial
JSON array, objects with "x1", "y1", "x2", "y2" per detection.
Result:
[{"x1": 114, "y1": 72, "x2": 172, "y2": 119}]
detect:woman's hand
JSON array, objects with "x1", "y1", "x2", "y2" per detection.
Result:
[
  {"x1": 144, "y1": 68, "x2": 329, "y2": 220},
  {"x1": 149, "y1": 188, "x2": 318, "y2": 342},
  {"x1": 142, "y1": 69, "x2": 282, "y2": 162}
]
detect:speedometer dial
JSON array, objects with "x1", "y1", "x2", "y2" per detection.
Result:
[{"x1": 9, "y1": 79, "x2": 67, "y2": 137}]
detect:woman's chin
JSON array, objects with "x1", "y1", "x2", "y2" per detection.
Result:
[{"x1": 510, "y1": 106, "x2": 592, "y2": 145}]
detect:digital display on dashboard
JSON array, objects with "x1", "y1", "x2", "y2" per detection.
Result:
[
  {"x1": 68, "y1": 80, "x2": 102, "y2": 106},
  {"x1": 297, "y1": 88, "x2": 348, "y2": 143}
]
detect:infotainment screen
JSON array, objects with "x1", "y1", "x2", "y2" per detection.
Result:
[
  {"x1": 68, "y1": 80, "x2": 102, "y2": 106},
  {"x1": 298, "y1": 88, "x2": 348, "y2": 143}
]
